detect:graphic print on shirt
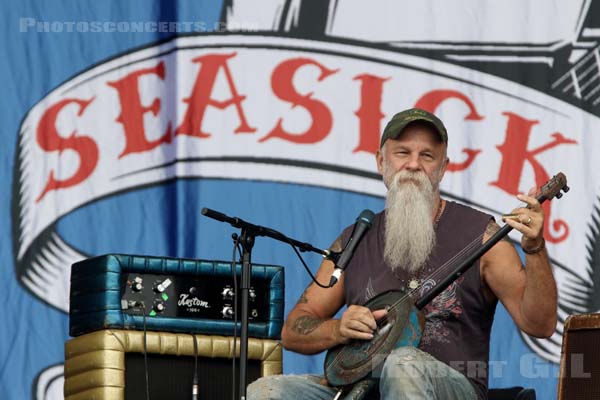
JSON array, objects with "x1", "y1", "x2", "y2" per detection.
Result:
[
  {"x1": 364, "y1": 276, "x2": 377, "y2": 304},
  {"x1": 419, "y1": 276, "x2": 464, "y2": 345}
]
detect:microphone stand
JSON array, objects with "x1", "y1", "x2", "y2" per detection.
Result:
[
  {"x1": 201, "y1": 208, "x2": 329, "y2": 400},
  {"x1": 238, "y1": 225, "x2": 254, "y2": 400}
]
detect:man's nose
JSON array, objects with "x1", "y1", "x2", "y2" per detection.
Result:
[{"x1": 405, "y1": 155, "x2": 422, "y2": 171}]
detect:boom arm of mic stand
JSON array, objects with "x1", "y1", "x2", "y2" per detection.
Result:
[
  {"x1": 200, "y1": 207, "x2": 330, "y2": 400},
  {"x1": 201, "y1": 207, "x2": 330, "y2": 257}
]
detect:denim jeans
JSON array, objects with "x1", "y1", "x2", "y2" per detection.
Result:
[{"x1": 247, "y1": 346, "x2": 477, "y2": 400}]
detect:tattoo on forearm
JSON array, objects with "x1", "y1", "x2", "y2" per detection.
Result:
[
  {"x1": 485, "y1": 221, "x2": 510, "y2": 243},
  {"x1": 291, "y1": 315, "x2": 324, "y2": 335}
]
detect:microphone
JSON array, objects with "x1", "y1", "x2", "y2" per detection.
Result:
[{"x1": 328, "y1": 209, "x2": 375, "y2": 287}]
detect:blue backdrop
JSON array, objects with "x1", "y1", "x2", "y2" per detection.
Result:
[{"x1": 4, "y1": 1, "x2": 594, "y2": 399}]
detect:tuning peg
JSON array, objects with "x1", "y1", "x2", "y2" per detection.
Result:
[
  {"x1": 555, "y1": 192, "x2": 563, "y2": 199},
  {"x1": 563, "y1": 185, "x2": 570, "y2": 193}
]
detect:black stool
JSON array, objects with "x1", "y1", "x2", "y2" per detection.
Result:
[{"x1": 489, "y1": 386, "x2": 536, "y2": 400}]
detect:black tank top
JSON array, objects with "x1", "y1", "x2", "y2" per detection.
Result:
[{"x1": 341, "y1": 201, "x2": 497, "y2": 400}]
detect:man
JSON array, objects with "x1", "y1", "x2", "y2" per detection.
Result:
[{"x1": 248, "y1": 108, "x2": 557, "y2": 399}]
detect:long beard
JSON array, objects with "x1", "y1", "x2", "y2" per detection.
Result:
[{"x1": 383, "y1": 170, "x2": 436, "y2": 274}]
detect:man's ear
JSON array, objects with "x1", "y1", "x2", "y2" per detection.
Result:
[
  {"x1": 376, "y1": 149, "x2": 384, "y2": 175},
  {"x1": 440, "y1": 156, "x2": 449, "y2": 178}
]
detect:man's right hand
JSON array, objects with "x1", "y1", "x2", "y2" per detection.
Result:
[{"x1": 337, "y1": 306, "x2": 388, "y2": 343}]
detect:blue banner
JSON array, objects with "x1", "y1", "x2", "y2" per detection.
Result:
[{"x1": 2, "y1": 1, "x2": 599, "y2": 399}]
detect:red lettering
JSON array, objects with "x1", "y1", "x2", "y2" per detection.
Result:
[
  {"x1": 260, "y1": 58, "x2": 338, "y2": 144},
  {"x1": 415, "y1": 90, "x2": 484, "y2": 171},
  {"x1": 36, "y1": 98, "x2": 98, "y2": 202},
  {"x1": 447, "y1": 149, "x2": 483, "y2": 171},
  {"x1": 176, "y1": 52, "x2": 256, "y2": 138},
  {"x1": 107, "y1": 61, "x2": 171, "y2": 158},
  {"x1": 353, "y1": 73, "x2": 388, "y2": 154},
  {"x1": 491, "y1": 112, "x2": 577, "y2": 242}
]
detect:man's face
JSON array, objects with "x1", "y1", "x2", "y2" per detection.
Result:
[{"x1": 376, "y1": 122, "x2": 449, "y2": 192}]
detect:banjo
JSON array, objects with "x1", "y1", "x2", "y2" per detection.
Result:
[{"x1": 324, "y1": 172, "x2": 569, "y2": 390}]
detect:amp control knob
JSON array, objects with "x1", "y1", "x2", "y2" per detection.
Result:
[
  {"x1": 153, "y1": 278, "x2": 172, "y2": 293},
  {"x1": 131, "y1": 276, "x2": 143, "y2": 292},
  {"x1": 221, "y1": 305, "x2": 234, "y2": 319},
  {"x1": 153, "y1": 301, "x2": 166, "y2": 313},
  {"x1": 222, "y1": 287, "x2": 235, "y2": 300}
]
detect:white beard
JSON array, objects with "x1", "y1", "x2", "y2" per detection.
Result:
[{"x1": 383, "y1": 169, "x2": 437, "y2": 273}]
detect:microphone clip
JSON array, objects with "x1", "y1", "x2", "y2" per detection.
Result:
[{"x1": 325, "y1": 250, "x2": 342, "y2": 263}]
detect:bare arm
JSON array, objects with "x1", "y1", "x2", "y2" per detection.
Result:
[
  {"x1": 281, "y1": 239, "x2": 387, "y2": 354},
  {"x1": 481, "y1": 192, "x2": 558, "y2": 338}
]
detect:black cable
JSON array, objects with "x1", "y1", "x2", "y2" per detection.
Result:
[
  {"x1": 267, "y1": 222, "x2": 356, "y2": 288},
  {"x1": 141, "y1": 302, "x2": 150, "y2": 400},
  {"x1": 287, "y1": 242, "x2": 330, "y2": 288},
  {"x1": 236, "y1": 242, "x2": 243, "y2": 261},
  {"x1": 192, "y1": 334, "x2": 199, "y2": 400},
  {"x1": 230, "y1": 233, "x2": 241, "y2": 400}
]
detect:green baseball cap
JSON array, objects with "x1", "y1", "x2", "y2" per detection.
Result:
[{"x1": 380, "y1": 108, "x2": 448, "y2": 148}]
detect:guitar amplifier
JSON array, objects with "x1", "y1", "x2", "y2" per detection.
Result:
[
  {"x1": 558, "y1": 313, "x2": 600, "y2": 400},
  {"x1": 63, "y1": 329, "x2": 282, "y2": 400},
  {"x1": 69, "y1": 254, "x2": 284, "y2": 339}
]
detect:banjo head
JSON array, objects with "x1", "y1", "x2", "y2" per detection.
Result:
[{"x1": 324, "y1": 290, "x2": 424, "y2": 387}]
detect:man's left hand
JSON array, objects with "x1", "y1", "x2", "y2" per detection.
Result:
[{"x1": 502, "y1": 188, "x2": 545, "y2": 253}]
